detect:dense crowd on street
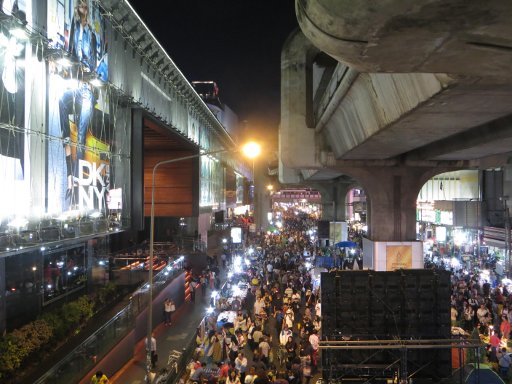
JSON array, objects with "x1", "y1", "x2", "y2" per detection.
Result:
[
  {"x1": 186, "y1": 212, "x2": 322, "y2": 384},
  {"x1": 450, "y1": 265, "x2": 512, "y2": 379}
]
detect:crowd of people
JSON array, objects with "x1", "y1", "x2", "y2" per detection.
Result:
[
  {"x1": 186, "y1": 212, "x2": 322, "y2": 384},
  {"x1": 450, "y1": 267, "x2": 512, "y2": 379}
]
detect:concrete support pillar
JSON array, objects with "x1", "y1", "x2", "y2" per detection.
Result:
[
  {"x1": 309, "y1": 180, "x2": 351, "y2": 222},
  {"x1": 321, "y1": 200, "x2": 335, "y2": 222},
  {"x1": 347, "y1": 166, "x2": 439, "y2": 242},
  {"x1": 0, "y1": 257, "x2": 5, "y2": 334},
  {"x1": 254, "y1": 159, "x2": 273, "y2": 233},
  {"x1": 279, "y1": 30, "x2": 322, "y2": 184}
]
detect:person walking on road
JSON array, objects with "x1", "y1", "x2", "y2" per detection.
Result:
[
  {"x1": 200, "y1": 274, "x2": 208, "y2": 296},
  {"x1": 190, "y1": 281, "x2": 196, "y2": 302},
  {"x1": 164, "y1": 298, "x2": 176, "y2": 326},
  {"x1": 146, "y1": 333, "x2": 157, "y2": 369},
  {"x1": 90, "y1": 370, "x2": 109, "y2": 384}
]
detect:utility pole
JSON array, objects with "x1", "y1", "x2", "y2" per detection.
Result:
[
  {"x1": 505, "y1": 198, "x2": 511, "y2": 277},
  {"x1": 501, "y1": 196, "x2": 511, "y2": 277}
]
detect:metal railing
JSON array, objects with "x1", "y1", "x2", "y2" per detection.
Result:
[{"x1": 33, "y1": 258, "x2": 185, "y2": 384}]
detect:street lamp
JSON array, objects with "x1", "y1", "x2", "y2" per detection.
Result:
[
  {"x1": 145, "y1": 143, "x2": 260, "y2": 382},
  {"x1": 501, "y1": 196, "x2": 511, "y2": 277}
]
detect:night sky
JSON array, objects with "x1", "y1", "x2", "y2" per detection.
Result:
[{"x1": 127, "y1": 0, "x2": 299, "y2": 147}]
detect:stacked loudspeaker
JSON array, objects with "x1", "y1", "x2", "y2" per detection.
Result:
[
  {"x1": 321, "y1": 269, "x2": 452, "y2": 381},
  {"x1": 317, "y1": 220, "x2": 330, "y2": 238}
]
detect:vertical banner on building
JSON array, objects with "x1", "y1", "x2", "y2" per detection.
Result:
[
  {"x1": 329, "y1": 221, "x2": 348, "y2": 244},
  {"x1": 386, "y1": 245, "x2": 413, "y2": 270},
  {"x1": 0, "y1": 1, "x2": 27, "y2": 221},
  {"x1": 47, "y1": 0, "x2": 111, "y2": 214}
]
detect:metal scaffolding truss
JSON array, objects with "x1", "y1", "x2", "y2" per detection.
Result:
[{"x1": 320, "y1": 338, "x2": 484, "y2": 383}]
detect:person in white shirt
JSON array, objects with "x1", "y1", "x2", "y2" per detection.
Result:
[
  {"x1": 284, "y1": 284, "x2": 293, "y2": 299},
  {"x1": 244, "y1": 366, "x2": 258, "y2": 384},
  {"x1": 284, "y1": 308, "x2": 295, "y2": 330},
  {"x1": 235, "y1": 352, "x2": 248, "y2": 383},
  {"x1": 253, "y1": 297, "x2": 265, "y2": 317},
  {"x1": 476, "y1": 303, "x2": 490, "y2": 326},
  {"x1": 315, "y1": 299, "x2": 321, "y2": 318},
  {"x1": 279, "y1": 324, "x2": 293, "y2": 346},
  {"x1": 266, "y1": 262, "x2": 274, "y2": 280},
  {"x1": 258, "y1": 336, "x2": 271, "y2": 365},
  {"x1": 309, "y1": 330, "x2": 320, "y2": 370},
  {"x1": 145, "y1": 333, "x2": 157, "y2": 368},
  {"x1": 309, "y1": 330, "x2": 319, "y2": 351}
]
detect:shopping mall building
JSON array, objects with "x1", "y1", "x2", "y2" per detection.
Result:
[{"x1": 0, "y1": 1, "x2": 252, "y2": 333}]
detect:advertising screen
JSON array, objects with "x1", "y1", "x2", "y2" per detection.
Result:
[{"x1": 231, "y1": 226, "x2": 242, "y2": 244}]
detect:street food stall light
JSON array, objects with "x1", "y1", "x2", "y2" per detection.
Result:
[
  {"x1": 210, "y1": 290, "x2": 219, "y2": 307},
  {"x1": 232, "y1": 285, "x2": 243, "y2": 297}
]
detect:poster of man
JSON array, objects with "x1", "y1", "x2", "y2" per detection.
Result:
[{"x1": 47, "y1": 0, "x2": 110, "y2": 213}]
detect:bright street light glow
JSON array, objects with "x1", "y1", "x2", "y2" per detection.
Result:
[{"x1": 241, "y1": 142, "x2": 261, "y2": 159}]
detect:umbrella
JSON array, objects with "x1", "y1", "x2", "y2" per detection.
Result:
[
  {"x1": 335, "y1": 241, "x2": 357, "y2": 248},
  {"x1": 464, "y1": 364, "x2": 505, "y2": 384}
]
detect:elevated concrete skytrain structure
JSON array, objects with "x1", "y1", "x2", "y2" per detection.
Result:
[{"x1": 279, "y1": 0, "x2": 512, "y2": 248}]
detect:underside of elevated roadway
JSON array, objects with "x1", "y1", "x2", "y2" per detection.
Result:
[{"x1": 279, "y1": 0, "x2": 512, "y2": 242}]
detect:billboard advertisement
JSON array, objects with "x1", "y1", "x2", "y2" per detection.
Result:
[
  {"x1": 47, "y1": 0, "x2": 112, "y2": 214},
  {"x1": 386, "y1": 245, "x2": 413, "y2": 270},
  {"x1": 369, "y1": 241, "x2": 423, "y2": 271},
  {"x1": 0, "y1": 0, "x2": 27, "y2": 222}
]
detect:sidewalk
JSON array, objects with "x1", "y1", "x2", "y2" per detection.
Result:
[{"x1": 109, "y1": 267, "x2": 223, "y2": 383}]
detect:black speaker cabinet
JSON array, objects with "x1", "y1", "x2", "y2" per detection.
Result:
[
  {"x1": 317, "y1": 220, "x2": 330, "y2": 238},
  {"x1": 214, "y1": 210, "x2": 224, "y2": 223},
  {"x1": 320, "y1": 269, "x2": 452, "y2": 381}
]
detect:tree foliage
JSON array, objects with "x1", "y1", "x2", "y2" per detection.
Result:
[{"x1": 0, "y1": 283, "x2": 120, "y2": 379}]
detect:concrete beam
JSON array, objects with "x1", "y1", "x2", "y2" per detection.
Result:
[
  {"x1": 296, "y1": 0, "x2": 512, "y2": 82},
  {"x1": 406, "y1": 113, "x2": 512, "y2": 161},
  {"x1": 279, "y1": 29, "x2": 322, "y2": 176}
]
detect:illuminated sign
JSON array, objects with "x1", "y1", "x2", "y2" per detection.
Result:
[
  {"x1": 386, "y1": 245, "x2": 412, "y2": 271},
  {"x1": 231, "y1": 227, "x2": 242, "y2": 244},
  {"x1": 418, "y1": 209, "x2": 453, "y2": 225}
]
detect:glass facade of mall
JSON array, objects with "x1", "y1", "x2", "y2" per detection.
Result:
[{"x1": 0, "y1": 1, "x2": 250, "y2": 333}]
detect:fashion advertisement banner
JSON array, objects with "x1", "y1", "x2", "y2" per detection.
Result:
[
  {"x1": 47, "y1": 0, "x2": 111, "y2": 214},
  {"x1": 0, "y1": 0, "x2": 27, "y2": 221}
]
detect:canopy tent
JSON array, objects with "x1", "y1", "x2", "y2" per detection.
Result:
[
  {"x1": 461, "y1": 364, "x2": 506, "y2": 384},
  {"x1": 335, "y1": 241, "x2": 357, "y2": 248}
]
